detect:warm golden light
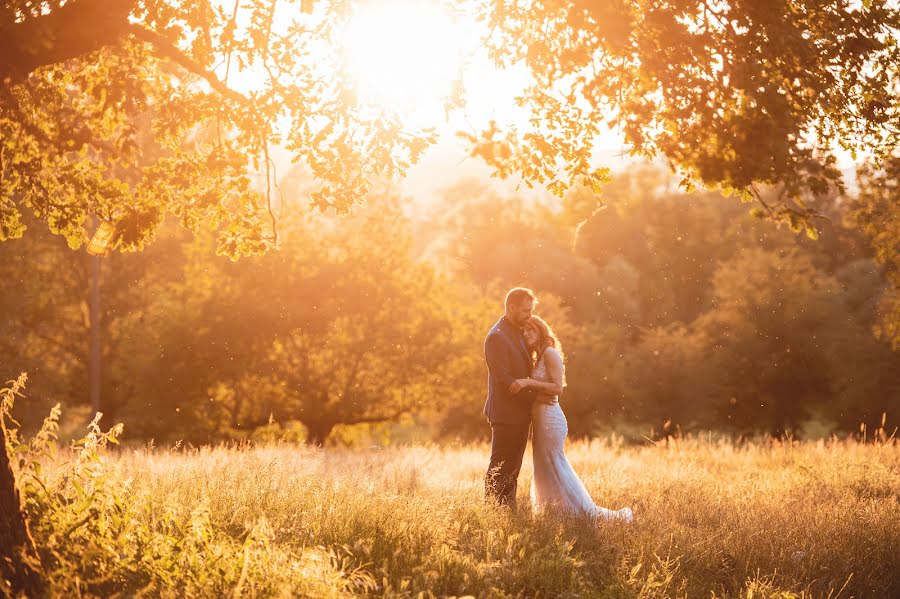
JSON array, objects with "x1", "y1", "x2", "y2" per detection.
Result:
[{"x1": 342, "y1": 0, "x2": 465, "y2": 123}]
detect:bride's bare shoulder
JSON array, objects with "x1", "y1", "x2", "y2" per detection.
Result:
[
  {"x1": 542, "y1": 346, "x2": 563, "y2": 365},
  {"x1": 541, "y1": 347, "x2": 566, "y2": 385}
]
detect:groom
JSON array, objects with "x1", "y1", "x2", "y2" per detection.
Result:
[{"x1": 483, "y1": 287, "x2": 539, "y2": 506}]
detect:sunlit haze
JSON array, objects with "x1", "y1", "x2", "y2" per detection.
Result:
[{"x1": 342, "y1": 1, "x2": 469, "y2": 125}]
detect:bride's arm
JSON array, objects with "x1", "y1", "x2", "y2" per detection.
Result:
[{"x1": 510, "y1": 348, "x2": 565, "y2": 396}]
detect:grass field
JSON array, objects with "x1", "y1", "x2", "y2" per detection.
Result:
[{"x1": 10, "y1": 407, "x2": 900, "y2": 599}]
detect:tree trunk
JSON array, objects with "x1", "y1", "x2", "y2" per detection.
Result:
[
  {"x1": 0, "y1": 425, "x2": 44, "y2": 598},
  {"x1": 89, "y1": 247, "x2": 102, "y2": 416},
  {"x1": 304, "y1": 422, "x2": 334, "y2": 447}
]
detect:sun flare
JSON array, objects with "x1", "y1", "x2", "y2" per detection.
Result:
[{"x1": 343, "y1": 0, "x2": 467, "y2": 123}]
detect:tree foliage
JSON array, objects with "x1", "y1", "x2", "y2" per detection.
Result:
[
  {"x1": 481, "y1": 0, "x2": 900, "y2": 225},
  {"x1": 0, "y1": 0, "x2": 434, "y2": 257},
  {"x1": 2, "y1": 0, "x2": 899, "y2": 255},
  {"x1": 850, "y1": 152, "x2": 900, "y2": 349}
]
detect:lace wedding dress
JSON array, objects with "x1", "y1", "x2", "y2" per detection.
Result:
[{"x1": 530, "y1": 347, "x2": 633, "y2": 522}]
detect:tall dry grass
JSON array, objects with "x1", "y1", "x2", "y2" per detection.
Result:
[{"x1": 8, "y1": 398, "x2": 899, "y2": 599}]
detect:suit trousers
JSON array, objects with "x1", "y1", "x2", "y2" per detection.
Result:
[{"x1": 485, "y1": 421, "x2": 530, "y2": 506}]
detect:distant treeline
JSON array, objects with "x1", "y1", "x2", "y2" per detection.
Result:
[{"x1": 3, "y1": 166, "x2": 898, "y2": 444}]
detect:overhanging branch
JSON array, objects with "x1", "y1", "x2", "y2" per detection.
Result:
[
  {"x1": 0, "y1": 0, "x2": 136, "y2": 83},
  {"x1": 127, "y1": 25, "x2": 249, "y2": 105},
  {"x1": 0, "y1": 0, "x2": 248, "y2": 107}
]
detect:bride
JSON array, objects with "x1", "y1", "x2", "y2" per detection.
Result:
[{"x1": 510, "y1": 315, "x2": 633, "y2": 522}]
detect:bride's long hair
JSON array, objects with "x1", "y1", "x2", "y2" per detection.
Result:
[{"x1": 527, "y1": 315, "x2": 565, "y2": 366}]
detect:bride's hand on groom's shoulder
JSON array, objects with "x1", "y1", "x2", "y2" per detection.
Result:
[{"x1": 509, "y1": 378, "x2": 531, "y2": 393}]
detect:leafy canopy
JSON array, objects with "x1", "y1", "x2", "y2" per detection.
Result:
[
  {"x1": 1, "y1": 0, "x2": 899, "y2": 255},
  {"x1": 850, "y1": 152, "x2": 900, "y2": 349},
  {"x1": 481, "y1": 0, "x2": 900, "y2": 230}
]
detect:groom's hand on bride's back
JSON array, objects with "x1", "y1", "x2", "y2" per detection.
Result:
[{"x1": 536, "y1": 394, "x2": 558, "y2": 405}]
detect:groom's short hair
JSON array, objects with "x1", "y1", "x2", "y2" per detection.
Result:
[{"x1": 505, "y1": 287, "x2": 537, "y2": 309}]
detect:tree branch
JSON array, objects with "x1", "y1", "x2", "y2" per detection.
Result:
[
  {"x1": 0, "y1": 0, "x2": 136, "y2": 83},
  {"x1": 1, "y1": 83, "x2": 117, "y2": 154},
  {"x1": 127, "y1": 25, "x2": 249, "y2": 104},
  {"x1": 750, "y1": 183, "x2": 776, "y2": 216},
  {"x1": 0, "y1": 0, "x2": 248, "y2": 107}
]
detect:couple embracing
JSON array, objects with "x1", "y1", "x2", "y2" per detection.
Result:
[{"x1": 483, "y1": 287, "x2": 633, "y2": 522}]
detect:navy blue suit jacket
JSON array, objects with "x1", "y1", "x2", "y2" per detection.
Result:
[{"x1": 483, "y1": 317, "x2": 534, "y2": 425}]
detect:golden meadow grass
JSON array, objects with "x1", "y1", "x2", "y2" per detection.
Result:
[{"x1": 15, "y1": 409, "x2": 900, "y2": 598}]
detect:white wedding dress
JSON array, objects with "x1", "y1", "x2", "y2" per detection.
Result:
[{"x1": 530, "y1": 347, "x2": 633, "y2": 522}]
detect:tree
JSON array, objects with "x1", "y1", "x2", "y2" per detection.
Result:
[
  {"x1": 261, "y1": 310, "x2": 450, "y2": 446},
  {"x1": 624, "y1": 324, "x2": 711, "y2": 432},
  {"x1": 0, "y1": 375, "x2": 44, "y2": 598},
  {"x1": 691, "y1": 246, "x2": 900, "y2": 434},
  {"x1": 236, "y1": 199, "x2": 457, "y2": 445},
  {"x1": 0, "y1": 221, "x2": 88, "y2": 413},
  {"x1": 572, "y1": 180, "x2": 744, "y2": 328},
  {"x1": 0, "y1": 212, "x2": 181, "y2": 422},
  {"x1": 850, "y1": 152, "x2": 900, "y2": 349}
]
